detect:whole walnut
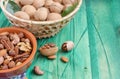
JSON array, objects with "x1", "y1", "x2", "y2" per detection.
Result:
[
  {"x1": 34, "y1": 7, "x2": 49, "y2": 21},
  {"x1": 33, "y1": 0, "x2": 45, "y2": 9},
  {"x1": 63, "y1": 0, "x2": 77, "y2": 5},
  {"x1": 49, "y1": 2, "x2": 64, "y2": 13},
  {"x1": 62, "y1": 0, "x2": 72, "y2": 5},
  {"x1": 22, "y1": 5, "x2": 36, "y2": 18},
  {"x1": 20, "y1": 0, "x2": 34, "y2": 5},
  {"x1": 14, "y1": 11, "x2": 30, "y2": 20},
  {"x1": 53, "y1": 0, "x2": 62, "y2": 3},
  {"x1": 47, "y1": 13, "x2": 62, "y2": 21},
  {"x1": 45, "y1": 0, "x2": 54, "y2": 7}
]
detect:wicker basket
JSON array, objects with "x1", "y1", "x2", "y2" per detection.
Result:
[{"x1": 0, "y1": 0, "x2": 82, "y2": 38}]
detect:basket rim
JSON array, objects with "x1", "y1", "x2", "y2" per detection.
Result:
[{"x1": 0, "y1": 0, "x2": 82, "y2": 24}]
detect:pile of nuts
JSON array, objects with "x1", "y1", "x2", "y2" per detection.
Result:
[
  {"x1": 39, "y1": 41, "x2": 74, "y2": 60},
  {"x1": 35, "y1": 41, "x2": 74, "y2": 75},
  {"x1": 14, "y1": 0, "x2": 78, "y2": 21},
  {"x1": 0, "y1": 32, "x2": 32, "y2": 70}
]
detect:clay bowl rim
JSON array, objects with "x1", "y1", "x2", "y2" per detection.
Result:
[
  {"x1": 0, "y1": 27, "x2": 37, "y2": 73},
  {"x1": 0, "y1": 0, "x2": 82, "y2": 24}
]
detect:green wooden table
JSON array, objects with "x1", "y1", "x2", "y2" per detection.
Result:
[{"x1": 0, "y1": 0, "x2": 120, "y2": 79}]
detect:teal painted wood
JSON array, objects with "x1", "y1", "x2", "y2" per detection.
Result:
[{"x1": 0, "y1": 0, "x2": 120, "y2": 79}]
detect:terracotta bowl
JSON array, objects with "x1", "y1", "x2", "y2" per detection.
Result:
[{"x1": 0, "y1": 27, "x2": 37, "y2": 78}]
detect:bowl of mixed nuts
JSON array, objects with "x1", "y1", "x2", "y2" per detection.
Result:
[
  {"x1": 0, "y1": 0, "x2": 82, "y2": 38},
  {"x1": 0, "y1": 27, "x2": 37, "y2": 78}
]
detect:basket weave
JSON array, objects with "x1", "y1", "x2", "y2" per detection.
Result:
[{"x1": 0, "y1": 0, "x2": 82, "y2": 38}]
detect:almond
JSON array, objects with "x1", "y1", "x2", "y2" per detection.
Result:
[{"x1": 61, "y1": 56, "x2": 69, "y2": 63}]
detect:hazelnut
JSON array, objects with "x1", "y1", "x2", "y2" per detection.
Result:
[
  {"x1": 47, "y1": 13, "x2": 62, "y2": 21},
  {"x1": 34, "y1": 66, "x2": 44, "y2": 75},
  {"x1": 8, "y1": 61, "x2": 15, "y2": 68},
  {"x1": 45, "y1": 0, "x2": 54, "y2": 7},
  {"x1": 14, "y1": 11, "x2": 30, "y2": 20},
  {"x1": 39, "y1": 43, "x2": 58, "y2": 56},
  {"x1": 34, "y1": 7, "x2": 49, "y2": 21},
  {"x1": 16, "y1": 62, "x2": 22, "y2": 66},
  {"x1": 20, "y1": 0, "x2": 34, "y2": 5},
  {"x1": 0, "y1": 56, "x2": 4, "y2": 65},
  {"x1": 62, "y1": 41, "x2": 74, "y2": 52},
  {"x1": 8, "y1": 49, "x2": 16, "y2": 56},
  {"x1": 61, "y1": 56, "x2": 69, "y2": 63},
  {"x1": 33, "y1": 0, "x2": 45, "y2": 9},
  {"x1": 3, "y1": 59, "x2": 10, "y2": 65},
  {"x1": 49, "y1": 2, "x2": 64, "y2": 13},
  {"x1": 1, "y1": 64, "x2": 8, "y2": 70},
  {"x1": 22, "y1": 5, "x2": 36, "y2": 18}
]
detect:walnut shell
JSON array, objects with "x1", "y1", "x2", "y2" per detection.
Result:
[
  {"x1": 14, "y1": 11, "x2": 30, "y2": 20},
  {"x1": 34, "y1": 7, "x2": 49, "y2": 21},
  {"x1": 47, "y1": 13, "x2": 62, "y2": 21},
  {"x1": 20, "y1": 0, "x2": 34, "y2": 5},
  {"x1": 33, "y1": 0, "x2": 45, "y2": 9},
  {"x1": 22, "y1": 5, "x2": 36, "y2": 18}
]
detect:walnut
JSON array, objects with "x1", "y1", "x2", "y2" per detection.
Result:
[
  {"x1": 17, "y1": 42, "x2": 32, "y2": 52},
  {"x1": 34, "y1": 7, "x2": 49, "y2": 21},
  {"x1": 47, "y1": 13, "x2": 62, "y2": 21},
  {"x1": 49, "y1": 2, "x2": 64, "y2": 13},
  {"x1": 20, "y1": 0, "x2": 34, "y2": 5},
  {"x1": 53, "y1": 0, "x2": 62, "y2": 3},
  {"x1": 22, "y1": 5, "x2": 36, "y2": 18},
  {"x1": 14, "y1": 11, "x2": 30, "y2": 20},
  {"x1": 33, "y1": 0, "x2": 45, "y2": 9},
  {"x1": 45, "y1": 0, "x2": 54, "y2": 7}
]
